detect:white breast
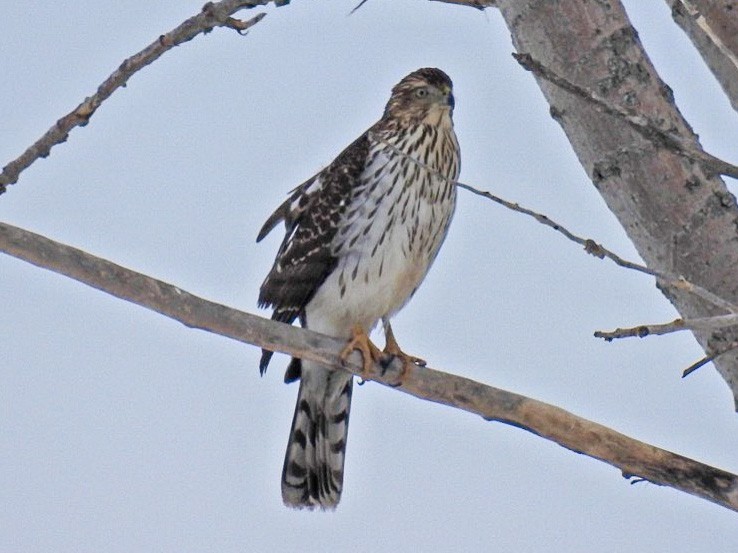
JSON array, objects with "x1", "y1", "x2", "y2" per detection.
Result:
[{"x1": 305, "y1": 127, "x2": 459, "y2": 338}]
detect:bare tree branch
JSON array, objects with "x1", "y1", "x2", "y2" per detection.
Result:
[
  {"x1": 2, "y1": 220, "x2": 738, "y2": 512},
  {"x1": 683, "y1": 342, "x2": 738, "y2": 378},
  {"x1": 351, "y1": 0, "x2": 495, "y2": 13},
  {"x1": 0, "y1": 0, "x2": 272, "y2": 195},
  {"x1": 667, "y1": 0, "x2": 738, "y2": 113},
  {"x1": 456, "y1": 182, "x2": 738, "y2": 314},
  {"x1": 513, "y1": 52, "x2": 738, "y2": 180},
  {"x1": 429, "y1": 0, "x2": 496, "y2": 8},
  {"x1": 371, "y1": 132, "x2": 738, "y2": 315},
  {"x1": 496, "y1": 0, "x2": 738, "y2": 408},
  {"x1": 595, "y1": 313, "x2": 738, "y2": 340}
]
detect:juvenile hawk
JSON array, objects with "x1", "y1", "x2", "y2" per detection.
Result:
[{"x1": 257, "y1": 67, "x2": 460, "y2": 509}]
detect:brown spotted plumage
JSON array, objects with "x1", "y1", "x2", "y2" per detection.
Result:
[{"x1": 257, "y1": 68, "x2": 460, "y2": 509}]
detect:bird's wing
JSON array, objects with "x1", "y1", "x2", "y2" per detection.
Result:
[
  {"x1": 256, "y1": 174, "x2": 321, "y2": 244},
  {"x1": 257, "y1": 132, "x2": 372, "y2": 326}
]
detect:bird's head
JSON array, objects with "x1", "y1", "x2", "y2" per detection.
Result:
[{"x1": 383, "y1": 68, "x2": 455, "y2": 126}]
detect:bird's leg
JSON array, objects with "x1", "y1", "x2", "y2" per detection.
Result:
[
  {"x1": 382, "y1": 319, "x2": 426, "y2": 368},
  {"x1": 340, "y1": 324, "x2": 382, "y2": 378}
]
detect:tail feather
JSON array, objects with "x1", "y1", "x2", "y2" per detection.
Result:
[{"x1": 281, "y1": 361, "x2": 353, "y2": 509}]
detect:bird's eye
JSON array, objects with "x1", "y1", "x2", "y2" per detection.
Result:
[{"x1": 415, "y1": 88, "x2": 429, "y2": 98}]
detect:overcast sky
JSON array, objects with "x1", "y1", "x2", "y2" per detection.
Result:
[{"x1": 2, "y1": 1, "x2": 738, "y2": 551}]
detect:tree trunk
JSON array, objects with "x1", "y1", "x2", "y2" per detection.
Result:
[{"x1": 495, "y1": 0, "x2": 738, "y2": 408}]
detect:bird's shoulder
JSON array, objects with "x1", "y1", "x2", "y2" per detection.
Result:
[{"x1": 256, "y1": 129, "x2": 377, "y2": 243}]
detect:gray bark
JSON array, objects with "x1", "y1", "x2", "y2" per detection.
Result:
[
  {"x1": 667, "y1": 0, "x2": 738, "y2": 113},
  {"x1": 495, "y1": 0, "x2": 738, "y2": 408}
]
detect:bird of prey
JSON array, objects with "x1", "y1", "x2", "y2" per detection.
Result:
[{"x1": 257, "y1": 67, "x2": 460, "y2": 509}]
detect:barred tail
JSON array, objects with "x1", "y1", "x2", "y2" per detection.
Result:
[{"x1": 281, "y1": 360, "x2": 353, "y2": 509}]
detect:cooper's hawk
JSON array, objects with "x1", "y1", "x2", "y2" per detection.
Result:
[{"x1": 257, "y1": 68, "x2": 460, "y2": 509}]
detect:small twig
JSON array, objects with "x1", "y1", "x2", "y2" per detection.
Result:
[
  {"x1": 683, "y1": 354, "x2": 718, "y2": 379},
  {"x1": 0, "y1": 0, "x2": 272, "y2": 194},
  {"x1": 2, "y1": 220, "x2": 738, "y2": 512},
  {"x1": 512, "y1": 52, "x2": 738, "y2": 181},
  {"x1": 457, "y1": 182, "x2": 655, "y2": 277},
  {"x1": 594, "y1": 316, "x2": 738, "y2": 379},
  {"x1": 224, "y1": 12, "x2": 267, "y2": 34},
  {"x1": 349, "y1": 0, "x2": 371, "y2": 14},
  {"x1": 351, "y1": 0, "x2": 495, "y2": 12},
  {"x1": 370, "y1": 132, "x2": 738, "y2": 315},
  {"x1": 595, "y1": 313, "x2": 738, "y2": 341},
  {"x1": 429, "y1": 0, "x2": 496, "y2": 8},
  {"x1": 683, "y1": 342, "x2": 738, "y2": 379}
]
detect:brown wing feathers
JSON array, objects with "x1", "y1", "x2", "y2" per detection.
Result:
[{"x1": 257, "y1": 134, "x2": 371, "y2": 374}]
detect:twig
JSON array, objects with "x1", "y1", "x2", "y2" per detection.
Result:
[
  {"x1": 683, "y1": 342, "x2": 738, "y2": 378},
  {"x1": 224, "y1": 12, "x2": 267, "y2": 34},
  {"x1": 0, "y1": 1, "x2": 272, "y2": 194},
  {"x1": 595, "y1": 317, "x2": 738, "y2": 379},
  {"x1": 512, "y1": 52, "x2": 738, "y2": 181},
  {"x1": 457, "y1": 182, "x2": 654, "y2": 276},
  {"x1": 2, "y1": 219, "x2": 738, "y2": 512},
  {"x1": 595, "y1": 313, "x2": 738, "y2": 341},
  {"x1": 349, "y1": 0, "x2": 371, "y2": 14},
  {"x1": 429, "y1": 0, "x2": 496, "y2": 7},
  {"x1": 351, "y1": 0, "x2": 495, "y2": 12},
  {"x1": 370, "y1": 132, "x2": 738, "y2": 315}
]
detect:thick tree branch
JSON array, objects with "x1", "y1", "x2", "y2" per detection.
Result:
[
  {"x1": 513, "y1": 52, "x2": 738, "y2": 180},
  {"x1": 0, "y1": 0, "x2": 272, "y2": 195},
  {"x1": 496, "y1": 0, "x2": 738, "y2": 408},
  {"x1": 667, "y1": 0, "x2": 738, "y2": 113},
  {"x1": 2, "y1": 220, "x2": 738, "y2": 512}
]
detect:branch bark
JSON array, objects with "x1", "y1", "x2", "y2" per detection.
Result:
[
  {"x1": 595, "y1": 314, "x2": 738, "y2": 340},
  {"x1": 2, "y1": 220, "x2": 738, "y2": 512},
  {"x1": 0, "y1": 0, "x2": 272, "y2": 195},
  {"x1": 667, "y1": 0, "x2": 738, "y2": 113},
  {"x1": 495, "y1": 0, "x2": 738, "y2": 409},
  {"x1": 429, "y1": 0, "x2": 496, "y2": 8}
]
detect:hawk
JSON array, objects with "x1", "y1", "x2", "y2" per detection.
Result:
[{"x1": 257, "y1": 68, "x2": 460, "y2": 509}]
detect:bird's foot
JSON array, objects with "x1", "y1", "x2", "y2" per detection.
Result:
[
  {"x1": 340, "y1": 324, "x2": 382, "y2": 379},
  {"x1": 381, "y1": 322, "x2": 425, "y2": 386},
  {"x1": 383, "y1": 322, "x2": 426, "y2": 367}
]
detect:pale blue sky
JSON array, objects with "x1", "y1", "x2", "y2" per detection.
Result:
[{"x1": 2, "y1": 2, "x2": 738, "y2": 551}]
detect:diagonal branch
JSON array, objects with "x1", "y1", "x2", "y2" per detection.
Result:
[
  {"x1": 429, "y1": 0, "x2": 496, "y2": 7},
  {"x1": 2, "y1": 220, "x2": 738, "y2": 512},
  {"x1": 513, "y1": 52, "x2": 738, "y2": 181},
  {"x1": 0, "y1": 0, "x2": 273, "y2": 195},
  {"x1": 371, "y1": 132, "x2": 738, "y2": 315},
  {"x1": 667, "y1": 0, "x2": 738, "y2": 113},
  {"x1": 456, "y1": 182, "x2": 738, "y2": 314}
]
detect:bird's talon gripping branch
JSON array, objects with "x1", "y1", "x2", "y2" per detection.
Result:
[
  {"x1": 383, "y1": 321, "x2": 426, "y2": 367},
  {"x1": 340, "y1": 324, "x2": 382, "y2": 378}
]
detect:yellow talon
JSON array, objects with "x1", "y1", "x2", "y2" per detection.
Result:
[
  {"x1": 340, "y1": 324, "x2": 382, "y2": 377},
  {"x1": 383, "y1": 321, "x2": 426, "y2": 368}
]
